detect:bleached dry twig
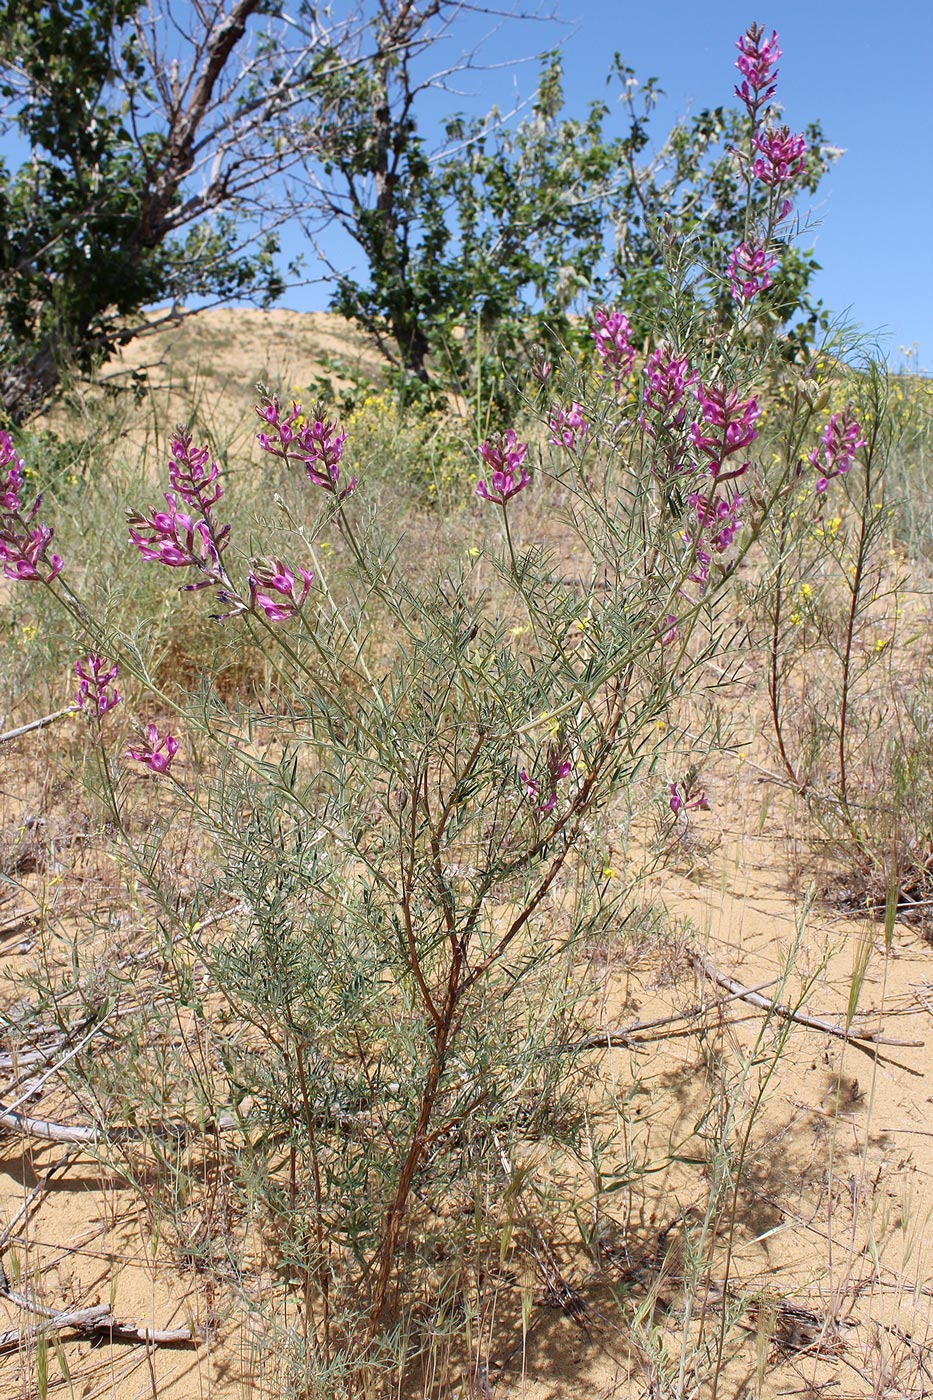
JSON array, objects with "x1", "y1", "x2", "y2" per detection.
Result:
[{"x1": 690, "y1": 949, "x2": 924, "y2": 1049}]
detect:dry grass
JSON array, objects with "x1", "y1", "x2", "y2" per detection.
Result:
[{"x1": 0, "y1": 313, "x2": 931, "y2": 1399}]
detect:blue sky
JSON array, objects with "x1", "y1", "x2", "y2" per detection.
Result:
[
  {"x1": 280, "y1": 0, "x2": 933, "y2": 370},
  {"x1": 4, "y1": 2, "x2": 929, "y2": 367}
]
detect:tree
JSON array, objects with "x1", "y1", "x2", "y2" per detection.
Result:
[
  {"x1": 0, "y1": 0, "x2": 337, "y2": 421},
  {"x1": 301, "y1": 43, "x2": 834, "y2": 400}
]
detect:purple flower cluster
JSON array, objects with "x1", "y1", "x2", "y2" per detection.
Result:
[
  {"x1": 727, "y1": 242, "x2": 776, "y2": 302},
  {"x1": 75, "y1": 654, "x2": 121, "y2": 717},
  {"x1": 753, "y1": 126, "x2": 807, "y2": 188},
  {"x1": 521, "y1": 744, "x2": 572, "y2": 816},
  {"x1": 129, "y1": 429, "x2": 231, "y2": 591},
  {"x1": 734, "y1": 23, "x2": 781, "y2": 121},
  {"x1": 126, "y1": 723, "x2": 179, "y2": 774},
  {"x1": 641, "y1": 349, "x2": 700, "y2": 466},
  {"x1": 129, "y1": 427, "x2": 313, "y2": 625},
  {"x1": 690, "y1": 383, "x2": 760, "y2": 480},
  {"x1": 669, "y1": 779, "x2": 709, "y2": 815},
  {"x1": 0, "y1": 432, "x2": 63, "y2": 582},
  {"x1": 257, "y1": 397, "x2": 355, "y2": 499},
  {"x1": 678, "y1": 381, "x2": 758, "y2": 589},
  {"x1": 591, "y1": 307, "x2": 635, "y2": 390},
  {"x1": 807, "y1": 409, "x2": 866, "y2": 494},
  {"x1": 476, "y1": 431, "x2": 531, "y2": 505},
  {"x1": 248, "y1": 558, "x2": 314, "y2": 621},
  {"x1": 685, "y1": 491, "x2": 745, "y2": 587},
  {"x1": 549, "y1": 402, "x2": 589, "y2": 452}
]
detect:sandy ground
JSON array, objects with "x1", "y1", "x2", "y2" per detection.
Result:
[
  {"x1": 1, "y1": 310, "x2": 931, "y2": 1398},
  {"x1": 1, "y1": 742, "x2": 930, "y2": 1400}
]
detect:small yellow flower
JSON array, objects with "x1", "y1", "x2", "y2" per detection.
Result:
[
  {"x1": 790, "y1": 611, "x2": 802, "y2": 625},
  {"x1": 874, "y1": 637, "x2": 887, "y2": 653},
  {"x1": 468, "y1": 546, "x2": 480, "y2": 558},
  {"x1": 540, "y1": 711, "x2": 559, "y2": 737},
  {"x1": 800, "y1": 583, "x2": 812, "y2": 599},
  {"x1": 510, "y1": 625, "x2": 529, "y2": 639},
  {"x1": 602, "y1": 865, "x2": 617, "y2": 880}
]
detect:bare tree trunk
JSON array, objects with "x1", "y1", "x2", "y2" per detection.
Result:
[{"x1": 0, "y1": 343, "x2": 59, "y2": 425}]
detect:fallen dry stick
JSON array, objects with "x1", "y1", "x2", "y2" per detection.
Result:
[
  {"x1": 689, "y1": 949, "x2": 924, "y2": 1049},
  {"x1": 0, "y1": 1293, "x2": 193, "y2": 1351},
  {"x1": 0, "y1": 1101, "x2": 239, "y2": 1144},
  {"x1": 573, "y1": 977, "x2": 782, "y2": 1051},
  {"x1": 0, "y1": 707, "x2": 75, "y2": 745}
]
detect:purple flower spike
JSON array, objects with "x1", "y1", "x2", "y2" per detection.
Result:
[
  {"x1": 476, "y1": 430, "x2": 531, "y2": 505},
  {"x1": 248, "y1": 558, "x2": 314, "y2": 622},
  {"x1": 753, "y1": 126, "x2": 807, "y2": 187},
  {"x1": 129, "y1": 493, "x2": 229, "y2": 587},
  {"x1": 807, "y1": 409, "x2": 866, "y2": 493},
  {"x1": 129, "y1": 428, "x2": 231, "y2": 599},
  {"x1": 591, "y1": 307, "x2": 635, "y2": 390},
  {"x1": 126, "y1": 723, "x2": 179, "y2": 774},
  {"x1": 0, "y1": 433, "x2": 64, "y2": 582},
  {"x1": 256, "y1": 396, "x2": 354, "y2": 499},
  {"x1": 728, "y1": 243, "x2": 777, "y2": 302},
  {"x1": 168, "y1": 429, "x2": 224, "y2": 512},
  {"x1": 75, "y1": 654, "x2": 121, "y2": 716},
  {"x1": 548, "y1": 403, "x2": 589, "y2": 452},
  {"x1": 691, "y1": 383, "x2": 760, "y2": 478},
  {"x1": 734, "y1": 24, "x2": 781, "y2": 122}
]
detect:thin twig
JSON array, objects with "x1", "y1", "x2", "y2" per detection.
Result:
[
  {"x1": 0, "y1": 1291, "x2": 193, "y2": 1350},
  {"x1": 690, "y1": 949, "x2": 924, "y2": 1048},
  {"x1": 0, "y1": 708, "x2": 75, "y2": 745},
  {"x1": 0, "y1": 1101, "x2": 240, "y2": 1144},
  {"x1": 571, "y1": 978, "x2": 781, "y2": 1051}
]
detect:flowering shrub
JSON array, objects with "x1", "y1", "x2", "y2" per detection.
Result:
[{"x1": 6, "y1": 21, "x2": 901, "y2": 1397}]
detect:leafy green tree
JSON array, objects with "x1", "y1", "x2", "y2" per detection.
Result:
[
  {"x1": 0, "y1": 0, "x2": 316, "y2": 421},
  {"x1": 306, "y1": 44, "x2": 833, "y2": 401}
]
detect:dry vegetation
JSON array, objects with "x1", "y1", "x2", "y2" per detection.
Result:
[{"x1": 1, "y1": 311, "x2": 932, "y2": 1400}]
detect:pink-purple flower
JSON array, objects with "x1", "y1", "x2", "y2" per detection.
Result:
[
  {"x1": 521, "y1": 744, "x2": 573, "y2": 815},
  {"x1": 129, "y1": 493, "x2": 228, "y2": 587},
  {"x1": 728, "y1": 242, "x2": 776, "y2": 302},
  {"x1": 734, "y1": 24, "x2": 781, "y2": 121},
  {"x1": 168, "y1": 431, "x2": 223, "y2": 512},
  {"x1": 669, "y1": 779, "x2": 709, "y2": 815},
  {"x1": 75, "y1": 654, "x2": 121, "y2": 716},
  {"x1": 688, "y1": 491, "x2": 744, "y2": 554},
  {"x1": 641, "y1": 349, "x2": 700, "y2": 460},
  {"x1": 690, "y1": 383, "x2": 759, "y2": 478},
  {"x1": 129, "y1": 429, "x2": 231, "y2": 593},
  {"x1": 257, "y1": 397, "x2": 355, "y2": 499},
  {"x1": 0, "y1": 432, "x2": 64, "y2": 583},
  {"x1": 549, "y1": 403, "x2": 589, "y2": 452},
  {"x1": 591, "y1": 307, "x2": 635, "y2": 389},
  {"x1": 476, "y1": 431, "x2": 531, "y2": 505},
  {"x1": 807, "y1": 409, "x2": 866, "y2": 493},
  {"x1": 126, "y1": 723, "x2": 179, "y2": 774},
  {"x1": 248, "y1": 558, "x2": 314, "y2": 621},
  {"x1": 753, "y1": 126, "x2": 807, "y2": 187}
]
